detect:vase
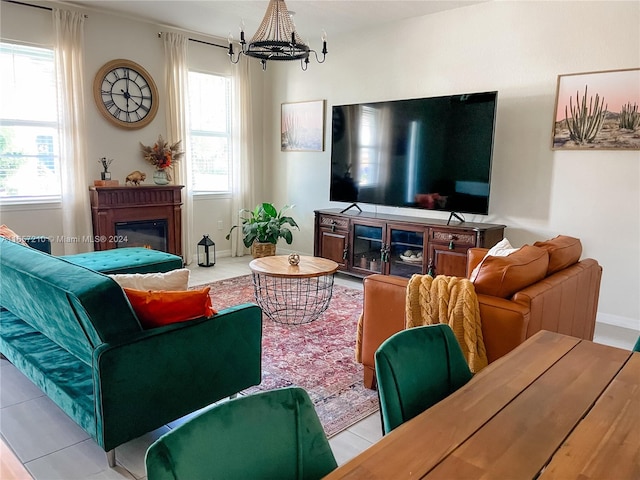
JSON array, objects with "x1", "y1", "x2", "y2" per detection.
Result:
[{"x1": 153, "y1": 169, "x2": 169, "y2": 185}]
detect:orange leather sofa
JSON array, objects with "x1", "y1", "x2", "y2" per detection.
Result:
[{"x1": 358, "y1": 236, "x2": 602, "y2": 389}]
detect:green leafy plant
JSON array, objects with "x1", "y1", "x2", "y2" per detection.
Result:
[{"x1": 225, "y1": 203, "x2": 299, "y2": 248}]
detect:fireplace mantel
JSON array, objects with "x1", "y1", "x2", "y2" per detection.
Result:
[{"x1": 89, "y1": 185, "x2": 183, "y2": 257}]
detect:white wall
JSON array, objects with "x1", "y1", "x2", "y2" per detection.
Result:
[
  {"x1": 265, "y1": 1, "x2": 640, "y2": 330},
  {"x1": 0, "y1": 0, "x2": 264, "y2": 257}
]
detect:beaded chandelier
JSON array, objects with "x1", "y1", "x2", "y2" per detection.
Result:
[{"x1": 228, "y1": 0, "x2": 327, "y2": 70}]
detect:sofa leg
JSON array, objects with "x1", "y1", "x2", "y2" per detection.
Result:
[
  {"x1": 364, "y1": 366, "x2": 377, "y2": 390},
  {"x1": 106, "y1": 450, "x2": 116, "y2": 468}
]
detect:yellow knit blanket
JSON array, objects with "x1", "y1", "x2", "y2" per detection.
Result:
[{"x1": 406, "y1": 274, "x2": 488, "y2": 373}]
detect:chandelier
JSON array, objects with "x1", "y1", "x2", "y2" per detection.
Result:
[{"x1": 228, "y1": 0, "x2": 327, "y2": 71}]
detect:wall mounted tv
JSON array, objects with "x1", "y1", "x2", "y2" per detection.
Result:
[{"x1": 330, "y1": 91, "x2": 498, "y2": 215}]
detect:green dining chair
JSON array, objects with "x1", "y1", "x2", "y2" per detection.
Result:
[
  {"x1": 375, "y1": 324, "x2": 474, "y2": 434},
  {"x1": 145, "y1": 386, "x2": 337, "y2": 480},
  {"x1": 633, "y1": 336, "x2": 640, "y2": 352}
]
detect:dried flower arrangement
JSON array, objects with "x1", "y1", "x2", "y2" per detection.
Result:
[{"x1": 140, "y1": 135, "x2": 184, "y2": 181}]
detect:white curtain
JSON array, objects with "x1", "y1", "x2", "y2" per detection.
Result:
[
  {"x1": 53, "y1": 9, "x2": 92, "y2": 254},
  {"x1": 230, "y1": 56, "x2": 256, "y2": 257},
  {"x1": 162, "y1": 33, "x2": 194, "y2": 264}
]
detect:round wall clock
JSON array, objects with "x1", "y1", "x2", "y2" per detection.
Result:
[{"x1": 93, "y1": 59, "x2": 159, "y2": 129}]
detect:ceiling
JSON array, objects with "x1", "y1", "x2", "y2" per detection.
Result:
[{"x1": 65, "y1": 1, "x2": 487, "y2": 42}]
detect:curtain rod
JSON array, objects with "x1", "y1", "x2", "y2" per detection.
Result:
[
  {"x1": 158, "y1": 32, "x2": 227, "y2": 51},
  {"x1": 3, "y1": 0, "x2": 88, "y2": 17}
]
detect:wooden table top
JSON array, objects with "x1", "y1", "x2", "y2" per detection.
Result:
[
  {"x1": 324, "y1": 330, "x2": 639, "y2": 479},
  {"x1": 249, "y1": 255, "x2": 338, "y2": 278}
]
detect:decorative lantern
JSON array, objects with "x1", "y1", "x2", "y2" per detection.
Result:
[{"x1": 197, "y1": 234, "x2": 216, "y2": 267}]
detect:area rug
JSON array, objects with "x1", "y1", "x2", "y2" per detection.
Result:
[{"x1": 197, "y1": 275, "x2": 378, "y2": 438}]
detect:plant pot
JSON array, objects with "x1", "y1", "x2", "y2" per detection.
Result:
[{"x1": 252, "y1": 242, "x2": 276, "y2": 258}]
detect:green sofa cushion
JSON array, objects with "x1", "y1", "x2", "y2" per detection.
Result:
[
  {"x1": 62, "y1": 247, "x2": 182, "y2": 274},
  {"x1": 0, "y1": 239, "x2": 142, "y2": 364}
]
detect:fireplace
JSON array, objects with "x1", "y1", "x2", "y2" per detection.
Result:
[
  {"x1": 115, "y1": 219, "x2": 168, "y2": 251},
  {"x1": 89, "y1": 185, "x2": 183, "y2": 257}
]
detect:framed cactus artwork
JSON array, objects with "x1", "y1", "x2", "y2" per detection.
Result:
[{"x1": 552, "y1": 68, "x2": 640, "y2": 150}]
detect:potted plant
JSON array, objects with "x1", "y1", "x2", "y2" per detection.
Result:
[{"x1": 226, "y1": 203, "x2": 299, "y2": 258}]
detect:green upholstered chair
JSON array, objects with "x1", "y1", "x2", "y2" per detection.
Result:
[
  {"x1": 145, "y1": 387, "x2": 337, "y2": 480},
  {"x1": 633, "y1": 336, "x2": 640, "y2": 352},
  {"x1": 375, "y1": 324, "x2": 474, "y2": 434}
]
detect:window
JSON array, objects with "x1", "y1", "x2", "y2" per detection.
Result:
[
  {"x1": 188, "y1": 71, "x2": 232, "y2": 194},
  {"x1": 357, "y1": 106, "x2": 382, "y2": 187},
  {"x1": 0, "y1": 42, "x2": 61, "y2": 201}
]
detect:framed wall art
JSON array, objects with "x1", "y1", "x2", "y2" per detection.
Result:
[
  {"x1": 281, "y1": 100, "x2": 325, "y2": 152},
  {"x1": 552, "y1": 68, "x2": 640, "y2": 150}
]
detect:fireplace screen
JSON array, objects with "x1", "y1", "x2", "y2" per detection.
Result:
[{"x1": 115, "y1": 220, "x2": 168, "y2": 252}]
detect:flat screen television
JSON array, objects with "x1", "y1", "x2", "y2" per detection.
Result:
[{"x1": 330, "y1": 91, "x2": 498, "y2": 215}]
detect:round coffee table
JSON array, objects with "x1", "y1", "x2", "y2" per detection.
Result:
[{"x1": 249, "y1": 255, "x2": 339, "y2": 325}]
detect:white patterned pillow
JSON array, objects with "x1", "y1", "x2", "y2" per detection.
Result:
[{"x1": 109, "y1": 268, "x2": 190, "y2": 291}]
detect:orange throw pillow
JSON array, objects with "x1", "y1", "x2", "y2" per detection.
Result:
[
  {"x1": 0, "y1": 224, "x2": 29, "y2": 246},
  {"x1": 472, "y1": 245, "x2": 549, "y2": 298},
  {"x1": 533, "y1": 235, "x2": 582, "y2": 276},
  {"x1": 124, "y1": 287, "x2": 216, "y2": 329}
]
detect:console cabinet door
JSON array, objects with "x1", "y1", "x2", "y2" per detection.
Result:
[
  {"x1": 351, "y1": 221, "x2": 384, "y2": 275},
  {"x1": 427, "y1": 228, "x2": 477, "y2": 277},
  {"x1": 320, "y1": 231, "x2": 348, "y2": 269},
  {"x1": 317, "y1": 215, "x2": 349, "y2": 270},
  {"x1": 385, "y1": 223, "x2": 427, "y2": 277},
  {"x1": 427, "y1": 244, "x2": 469, "y2": 277}
]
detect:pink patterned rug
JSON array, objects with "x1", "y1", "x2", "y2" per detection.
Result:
[{"x1": 199, "y1": 275, "x2": 378, "y2": 437}]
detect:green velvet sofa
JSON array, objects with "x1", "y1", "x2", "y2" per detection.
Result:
[{"x1": 0, "y1": 238, "x2": 262, "y2": 467}]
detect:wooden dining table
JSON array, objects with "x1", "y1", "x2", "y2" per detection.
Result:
[{"x1": 325, "y1": 330, "x2": 639, "y2": 479}]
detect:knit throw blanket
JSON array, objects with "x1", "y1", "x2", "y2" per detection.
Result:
[{"x1": 406, "y1": 275, "x2": 488, "y2": 373}]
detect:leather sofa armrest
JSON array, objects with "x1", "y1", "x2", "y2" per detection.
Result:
[
  {"x1": 360, "y1": 274, "x2": 408, "y2": 388},
  {"x1": 511, "y1": 258, "x2": 602, "y2": 341},
  {"x1": 476, "y1": 294, "x2": 529, "y2": 363},
  {"x1": 467, "y1": 248, "x2": 489, "y2": 277}
]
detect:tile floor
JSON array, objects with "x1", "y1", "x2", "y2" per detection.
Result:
[{"x1": 1, "y1": 255, "x2": 637, "y2": 479}]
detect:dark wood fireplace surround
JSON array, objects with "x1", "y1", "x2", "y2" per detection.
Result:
[{"x1": 89, "y1": 185, "x2": 183, "y2": 257}]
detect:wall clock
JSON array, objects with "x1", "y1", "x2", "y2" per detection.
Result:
[{"x1": 93, "y1": 59, "x2": 159, "y2": 129}]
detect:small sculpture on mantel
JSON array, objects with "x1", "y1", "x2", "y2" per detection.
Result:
[
  {"x1": 125, "y1": 171, "x2": 146, "y2": 186},
  {"x1": 98, "y1": 157, "x2": 113, "y2": 180}
]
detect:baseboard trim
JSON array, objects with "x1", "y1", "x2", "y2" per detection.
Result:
[{"x1": 596, "y1": 312, "x2": 640, "y2": 331}]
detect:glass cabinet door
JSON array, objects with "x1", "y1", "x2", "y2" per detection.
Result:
[
  {"x1": 352, "y1": 224, "x2": 383, "y2": 273},
  {"x1": 387, "y1": 228, "x2": 424, "y2": 277}
]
